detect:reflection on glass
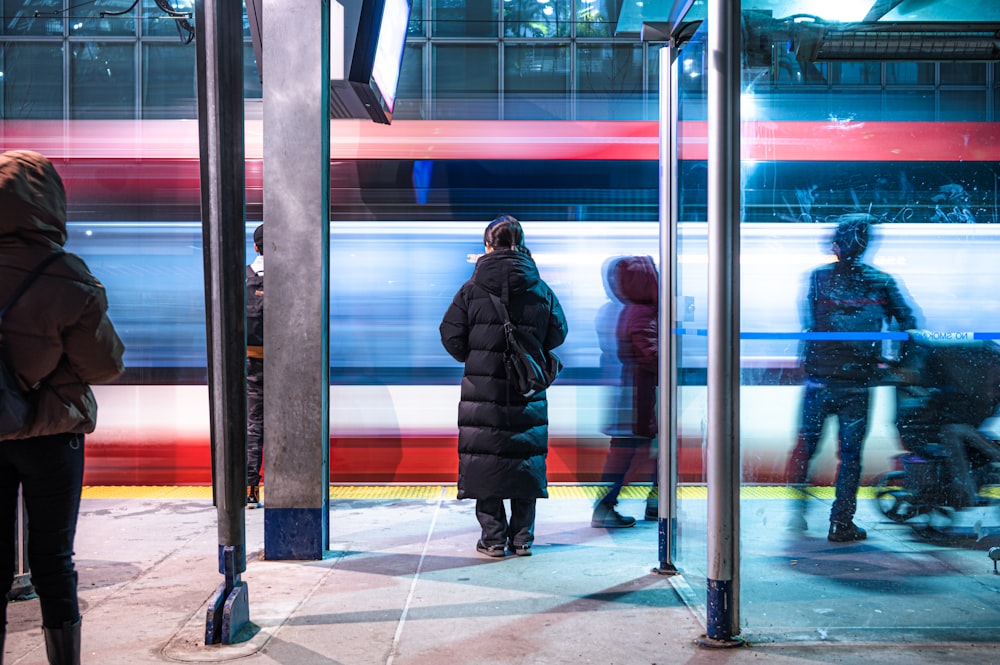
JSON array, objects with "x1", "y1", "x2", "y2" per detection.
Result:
[
  {"x1": 142, "y1": 43, "x2": 196, "y2": 119},
  {"x1": 68, "y1": 0, "x2": 137, "y2": 37},
  {"x1": 432, "y1": 44, "x2": 498, "y2": 118},
  {"x1": 2, "y1": 0, "x2": 63, "y2": 36},
  {"x1": 502, "y1": 0, "x2": 569, "y2": 38},
  {"x1": 432, "y1": 0, "x2": 497, "y2": 37},
  {"x1": 576, "y1": 43, "x2": 643, "y2": 119},
  {"x1": 1, "y1": 42, "x2": 63, "y2": 117},
  {"x1": 70, "y1": 42, "x2": 136, "y2": 118},
  {"x1": 142, "y1": 0, "x2": 194, "y2": 39},
  {"x1": 503, "y1": 44, "x2": 569, "y2": 119}
]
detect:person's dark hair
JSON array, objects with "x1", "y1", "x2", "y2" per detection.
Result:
[
  {"x1": 484, "y1": 214, "x2": 531, "y2": 256},
  {"x1": 832, "y1": 214, "x2": 872, "y2": 262},
  {"x1": 253, "y1": 224, "x2": 264, "y2": 254}
]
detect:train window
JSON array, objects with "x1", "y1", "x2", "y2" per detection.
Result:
[
  {"x1": 939, "y1": 90, "x2": 987, "y2": 121},
  {"x1": 829, "y1": 61, "x2": 881, "y2": 86},
  {"x1": 886, "y1": 61, "x2": 936, "y2": 86},
  {"x1": 882, "y1": 89, "x2": 936, "y2": 121},
  {"x1": 1, "y1": 43, "x2": 64, "y2": 118},
  {"x1": 941, "y1": 61, "x2": 986, "y2": 85}
]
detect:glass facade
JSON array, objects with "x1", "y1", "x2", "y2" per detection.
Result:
[{"x1": 2, "y1": 0, "x2": 1000, "y2": 640}]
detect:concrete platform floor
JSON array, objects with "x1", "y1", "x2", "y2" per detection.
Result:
[{"x1": 6, "y1": 485, "x2": 1000, "y2": 664}]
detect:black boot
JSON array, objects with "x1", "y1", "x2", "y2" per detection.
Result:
[
  {"x1": 43, "y1": 617, "x2": 81, "y2": 665},
  {"x1": 591, "y1": 500, "x2": 636, "y2": 528}
]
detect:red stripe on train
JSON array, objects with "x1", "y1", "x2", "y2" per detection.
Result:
[{"x1": 3, "y1": 120, "x2": 998, "y2": 164}]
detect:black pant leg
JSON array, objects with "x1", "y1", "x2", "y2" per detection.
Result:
[{"x1": 474, "y1": 499, "x2": 508, "y2": 547}]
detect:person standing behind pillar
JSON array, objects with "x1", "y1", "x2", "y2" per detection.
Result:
[
  {"x1": 591, "y1": 255, "x2": 659, "y2": 528},
  {"x1": 439, "y1": 215, "x2": 568, "y2": 558},
  {"x1": 0, "y1": 150, "x2": 125, "y2": 664},
  {"x1": 786, "y1": 215, "x2": 917, "y2": 542},
  {"x1": 246, "y1": 224, "x2": 264, "y2": 508}
]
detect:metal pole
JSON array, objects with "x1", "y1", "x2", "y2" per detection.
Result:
[
  {"x1": 700, "y1": 0, "x2": 742, "y2": 647},
  {"x1": 653, "y1": 42, "x2": 680, "y2": 576},
  {"x1": 194, "y1": 0, "x2": 250, "y2": 644},
  {"x1": 9, "y1": 487, "x2": 35, "y2": 601}
]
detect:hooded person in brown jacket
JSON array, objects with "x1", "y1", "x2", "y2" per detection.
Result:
[{"x1": 0, "y1": 150, "x2": 125, "y2": 664}]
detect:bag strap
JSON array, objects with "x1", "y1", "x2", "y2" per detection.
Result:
[
  {"x1": 0, "y1": 253, "x2": 65, "y2": 322},
  {"x1": 486, "y1": 291, "x2": 510, "y2": 326}
]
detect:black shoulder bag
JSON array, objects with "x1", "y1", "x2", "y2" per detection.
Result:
[
  {"x1": 485, "y1": 286, "x2": 562, "y2": 399},
  {"x1": 0, "y1": 253, "x2": 64, "y2": 436}
]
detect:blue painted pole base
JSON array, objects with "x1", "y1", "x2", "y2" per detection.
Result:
[
  {"x1": 653, "y1": 516, "x2": 678, "y2": 575},
  {"x1": 205, "y1": 579, "x2": 251, "y2": 644},
  {"x1": 701, "y1": 577, "x2": 743, "y2": 647},
  {"x1": 205, "y1": 544, "x2": 251, "y2": 644}
]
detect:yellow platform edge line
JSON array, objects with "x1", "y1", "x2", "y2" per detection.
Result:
[{"x1": 79, "y1": 484, "x2": 858, "y2": 501}]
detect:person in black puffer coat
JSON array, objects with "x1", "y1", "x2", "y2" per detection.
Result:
[{"x1": 439, "y1": 215, "x2": 568, "y2": 558}]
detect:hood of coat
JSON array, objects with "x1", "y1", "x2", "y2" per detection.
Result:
[
  {"x1": 601, "y1": 256, "x2": 626, "y2": 303},
  {"x1": 471, "y1": 248, "x2": 541, "y2": 297},
  {"x1": 0, "y1": 150, "x2": 67, "y2": 248},
  {"x1": 614, "y1": 255, "x2": 658, "y2": 306}
]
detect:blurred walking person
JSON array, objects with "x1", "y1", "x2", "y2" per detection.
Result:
[
  {"x1": 786, "y1": 216, "x2": 917, "y2": 542},
  {"x1": 591, "y1": 256, "x2": 658, "y2": 528}
]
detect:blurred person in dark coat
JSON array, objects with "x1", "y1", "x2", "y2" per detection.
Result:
[
  {"x1": 440, "y1": 215, "x2": 568, "y2": 558},
  {"x1": 0, "y1": 150, "x2": 125, "y2": 664},
  {"x1": 591, "y1": 256, "x2": 658, "y2": 528},
  {"x1": 786, "y1": 216, "x2": 916, "y2": 542}
]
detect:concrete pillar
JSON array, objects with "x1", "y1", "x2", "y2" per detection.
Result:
[{"x1": 262, "y1": 0, "x2": 331, "y2": 560}]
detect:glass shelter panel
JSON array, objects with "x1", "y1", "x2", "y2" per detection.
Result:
[{"x1": 667, "y1": 1, "x2": 1000, "y2": 645}]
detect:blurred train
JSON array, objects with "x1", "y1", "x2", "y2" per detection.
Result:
[{"x1": 3, "y1": 118, "x2": 999, "y2": 486}]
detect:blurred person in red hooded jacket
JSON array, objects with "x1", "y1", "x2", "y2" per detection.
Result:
[{"x1": 591, "y1": 255, "x2": 659, "y2": 528}]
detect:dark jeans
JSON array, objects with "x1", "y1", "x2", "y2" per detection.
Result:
[
  {"x1": 597, "y1": 436, "x2": 656, "y2": 507},
  {"x1": 786, "y1": 379, "x2": 869, "y2": 525},
  {"x1": 0, "y1": 433, "x2": 84, "y2": 629},
  {"x1": 475, "y1": 498, "x2": 536, "y2": 548},
  {"x1": 247, "y1": 356, "x2": 264, "y2": 487}
]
